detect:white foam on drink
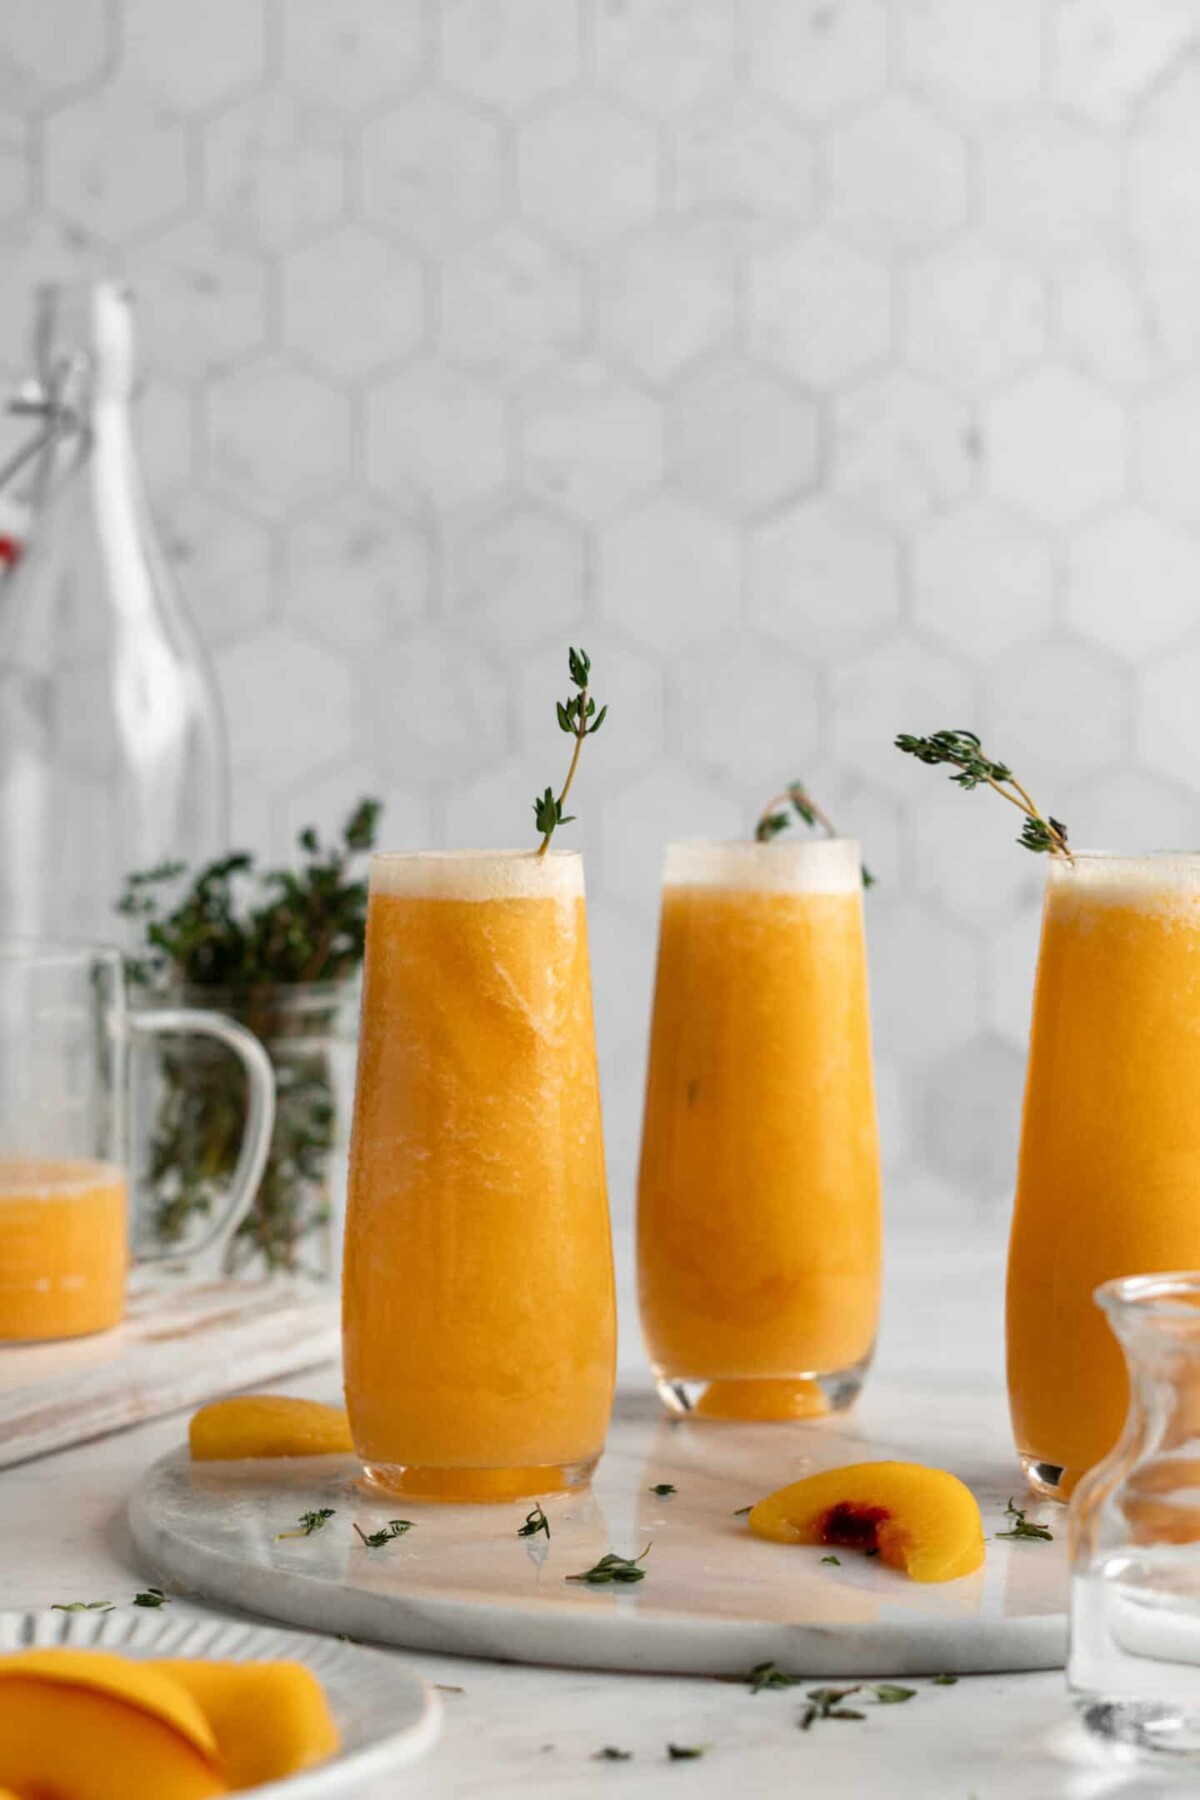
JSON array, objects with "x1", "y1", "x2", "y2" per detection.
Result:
[
  {"x1": 1049, "y1": 852, "x2": 1200, "y2": 915},
  {"x1": 663, "y1": 838, "x2": 862, "y2": 894},
  {"x1": 369, "y1": 849, "x2": 584, "y2": 902}
]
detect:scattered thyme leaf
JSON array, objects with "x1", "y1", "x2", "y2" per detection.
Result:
[
  {"x1": 650, "y1": 1483, "x2": 677, "y2": 1498},
  {"x1": 518, "y1": 1503, "x2": 550, "y2": 1541},
  {"x1": 534, "y1": 646, "x2": 606, "y2": 856},
  {"x1": 754, "y1": 779, "x2": 875, "y2": 888},
  {"x1": 995, "y1": 1498, "x2": 1053, "y2": 1543},
  {"x1": 800, "y1": 1686, "x2": 865, "y2": 1728},
  {"x1": 931, "y1": 1675, "x2": 959, "y2": 1686},
  {"x1": 894, "y1": 730, "x2": 1070, "y2": 860},
  {"x1": 733, "y1": 1505, "x2": 752, "y2": 1517},
  {"x1": 434, "y1": 1684, "x2": 465, "y2": 1695},
  {"x1": 566, "y1": 1546, "x2": 650, "y2": 1586},
  {"x1": 132, "y1": 1587, "x2": 170, "y2": 1608},
  {"x1": 51, "y1": 1601, "x2": 113, "y2": 1612},
  {"x1": 871, "y1": 1684, "x2": 916, "y2": 1705},
  {"x1": 277, "y1": 1507, "x2": 336, "y2": 1541},
  {"x1": 820, "y1": 1554, "x2": 841, "y2": 1566},
  {"x1": 593, "y1": 1746, "x2": 633, "y2": 1761},
  {"x1": 667, "y1": 1744, "x2": 707, "y2": 1760},
  {"x1": 748, "y1": 1662, "x2": 804, "y2": 1693},
  {"x1": 353, "y1": 1518, "x2": 415, "y2": 1549}
]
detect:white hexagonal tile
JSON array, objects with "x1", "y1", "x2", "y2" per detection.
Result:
[
  {"x1": 901, "y1": 0, "x2": 1042, "y2": 123},
  {"x1": 281, "y1": 225, "x2": 423, "y2": 378},
  {"x1": 216, "y1": 625, "x2": 353, "y2": 782},
  {"x1": 1, "y1": 0, "x2": 109, "y2": 102},
  {"x1": 518, "y1": 95, "x2": 658, "y2": 251},
  {"x1": 0, "y1": 110, "x2": 26, "y2": 220},
  {"x1": 833, "y1": 637, "x2": 972, "y2": 794},
  {"x1": 1062, "y1": 765, "x2": 1200, "y2": 855},
  {"x1": 126, "y1": 219, "x2": 267, "y2": 379},
  {"x1": 832, "y1": 369, "x2": 974, "y2": 526},
  {"x1": 136, "y1": 374, "x2": 197, "y2": 501},
  {"x1": 910, "y1": 774, "x2": 1050, "y2": 930},
  {"x1": 986, "y1": 907, "x2": 1042, "y2": 1046},
  {"x1": 361, "y1": 91, "x2": 506, "y2": 252},
  {"x1": 987, "y1": 367, "x2": 1126, "y2": 527},
  {"x1": 45, "y1": 84, "x2": 187, "y2": 244},
  {"x1": 599, "y1": 759, "x2": 741, "y2": 911},
  {"x1": 367, "y1": 361, "x2": 507, "y2": 513},
  {"x1": 284, "y1": 495, "x2": 429, "y2": 651},
  {"x1": 441, "y1": 0, "x2": 580, "y2": 114},
  {"x1": 981, "y1": 115, "x2": 1122, "y2": 263},
  {"x1": 671, "y1": 89, "x2": 816, "y2": 241},
  {"x1": 913, "y1": 501, "x2": 1054, "y2": 659},
  {"x1": 596, "y1": 0, "x2": 735, "y2": 119},
  {"x1": 749, "y1": 0, "x2": 889, "y2": 123},
  {"x1": 1067, "y1": 505, "x2": 1200, "y2": 658},
  {"x1": 0, "y1": 216, "x2": 101, "y2": 361},
  {"x1": 905, "y1": 238, "x2": 1045, "y2": 398},
  {"x1": 985, "y1": 637, "x2": 1133, "y2": 783},
  {"x1": 158, "y1": 491, "x2": 273, "y2": 646},
  {"x1": 921, "y1": 1034, "x2": 1026, "y2": 1199},
  {"x1": 436, "y1": 757, "x2": 548, "y2": 854},
  {"x1": 600, "y1": 494, "x2": 741, "y2": 652},
  {"x1": 1141, "y1": 645, "x2": 1200, "y2": 785},
  {"x1": 440, "y1": 227, "x2": 581, "y2": 384},
  {"x1": 1054, "y1": 253, "x2": 1196, "y2": 393},
  {"x1": 750, "y1": 231, "x2": 891, "y2": 390},
  {"x1": 361, "y1": 627, "x2": 508, "y2": 781},
  {"x1": 751, "y1": 496, "x2": 900, "y2": 658},
  {"x1": 1137, "y1": 374, "x2": 1200, "y2": 529},
  {"x1": 1129, "y1": 60, "x2": 1200, "y2": 248},
  {"x1": 825, "y1": 95, "x2": 968, "y2": 254},
  {"x1": 597, "y1": 221, "x2": 737, "y2": 383},
  {"x1": 668, "y1": 356, "x2": 820, "y2": 520},
  {"x1": 445, "y1": 498, "x2": 586, "y2": 647},
  {"x1": 1053, "y1": 0, "x2": 1196, "y2": 126},
  {"x1": 123, "y1": 0, "x2": 265, "y2": 113},
  {"x1": 281, "y1": 0, "x2": 423, "y2": 114},
  {"x1": 206, "y1": 356, "x2": 351, "y2": 523},
  {"x1": 867, "y1": 897, "x2": 980, "y2": 1059},
  {"x1": 676, "y1": 632, "x2": 819, "y2": 784},
  {"x1": 204, "y1": 92, "x2": 346, "y2": 253},
  {"x1": 518, "y1": 633, "x2": 665, "y2": 781},
  {"x1": 520, "y1": 356, "x2": 663, "y2": 522}
]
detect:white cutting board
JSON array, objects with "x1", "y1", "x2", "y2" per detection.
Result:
[
  {"x1": 0, "y1": 1273, "x2": 339, "y2": 1467},
  {"x1": 128, "y1": 1377, "x2": 1068, "y2": 1677}
]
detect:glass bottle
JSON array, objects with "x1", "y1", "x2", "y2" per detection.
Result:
[
  {"x1": 1069, "y1": 1272, "x2": 1200, "y2": 1758},
  {"x1": 0, "y1": 282, "x2": 227, "y2": 940}
]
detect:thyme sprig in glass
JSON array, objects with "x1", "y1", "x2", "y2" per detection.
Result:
[
  {"x1": 533, "y1": 646, "x2": 607, "y2": 855},
  {"x1": 894, "y1": 730, "x2": 1070, "y2": 859},
  {"x1": 755, "y1": 779, "x2": 875, "y2": 888}
]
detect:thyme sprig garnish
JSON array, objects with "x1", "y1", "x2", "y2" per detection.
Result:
[
  {"x1": 534, "y1": 646, "x2": 606, "y2": 855},
  {"x1": 895, "y1": 730, "x2": 1071, "y2": 859},
  {"x1": 277, "y1": 1508, "x2": 336, "y2": 1541},
  {"x1": 566, "y1": 1545, "x2": 650, "y2": 1586},
  {"x1": 353, "y1": 1518, "x2": 415, "y2": 1548},
  {"x1": 995, "y1": 1498, "x2": 1053, "y2": 1542},
  {"x1": 755, "y1": 780, "x2": 875, "y2": 887},
  {"x1": 518, "y1": 1503, "x2": 550, "y2": 1541}
]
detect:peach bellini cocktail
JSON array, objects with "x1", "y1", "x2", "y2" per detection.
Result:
[{"x1": 637, "y1": 835, "x2": 882, "y2": 1421}]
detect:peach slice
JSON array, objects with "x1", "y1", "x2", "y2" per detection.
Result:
[
  {"x1": 748, "y1": 1460, "x2": 985, "y2": 1583},
  {"x1": 153, "y1": 1660, "x2": 339, "y2": 1788},
  {"x1": 693, "y1": 1378, "x2": 829, "y2": 1421},
  {"x1": 189, "y1": 1395, "x2": 353, "y2": 1460},
  {"x1": 0, "y1": 1651, "x2": 226, "y2": 1798}
]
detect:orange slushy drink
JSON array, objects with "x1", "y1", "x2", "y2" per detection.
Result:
[
  {"x1": 637, "y1": 840, "x2": 881, "y2": 1419},
  {"x1": 1008, "y1": 852, "x2": 1200, "y2": 1500},
  {"x1": 342, "y1": 850, "x2": 615, "y2": 1500},
  {"x1": 0, "y1": 1157, "x2": 127, "y2": 1340}
]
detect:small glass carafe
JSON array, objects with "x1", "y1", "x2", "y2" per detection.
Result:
[{"x1": 1069, "y1": 1273, "x2": 1200, "y2": 1757}]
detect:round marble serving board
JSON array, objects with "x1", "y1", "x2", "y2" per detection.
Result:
[{"x1": 129, "y1": 1381, "x2": 1068, "y2": 1679}]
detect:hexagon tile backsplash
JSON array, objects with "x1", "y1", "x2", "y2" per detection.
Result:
[{"x1": 5, "y1": 0, "x2": 1200, "y2": 1227}]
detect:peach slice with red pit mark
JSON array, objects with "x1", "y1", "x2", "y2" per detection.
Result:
[
  {"x1": 189, "y1": 1396, "x2": 353, "y2": 1460},
  {"x1": 747, "y1": 1460, "x2": 985, "y2": 1583}
]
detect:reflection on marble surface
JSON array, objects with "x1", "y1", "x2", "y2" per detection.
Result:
[{"x1": 130, "y1": 1375, "x2": 1066, "y2": 1678}]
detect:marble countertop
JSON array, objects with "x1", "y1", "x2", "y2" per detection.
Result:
[{"x1": 0, "y1": 1223, "x2": 1170, "y2": 1798}]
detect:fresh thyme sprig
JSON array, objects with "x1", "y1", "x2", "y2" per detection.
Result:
[
  {"x1": 534, "y1": 646, "x2": 607, "y2": 856},
  {"x1": 566, "y1": 1545, "x2": 650, "y2": 1586},
  {"x1": 277, "y1": 1507, "x2": 336, "y2": 1541},
  {"x1": 518, "y1": 1503, "x2": 550, "y2": 1541},
  {"x1": 353, "y1": 1518, "x2": 415, "y2": 1548},
  {"x1": 755, "y1": 780, "x2": 875, "y2": 888},
  {"x1": 894, "y1": 730, "x2": 1071, "y2": 859},
  {"x1": 995, "y1": 1498, "x2": 1053, "y2": 1542}
]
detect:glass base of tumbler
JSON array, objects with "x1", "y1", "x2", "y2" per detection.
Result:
[
  {"x1": 359, "y1": 1453, "x2": 600, "y2": 1503},
  {"x1": 654, "y1": 1358, "x2": 870, "y2": 1422},
  {"x1": 1076, "y1": 1697, "x2": 1200, "y2": 1759},
  {"x1": 1019, "y1": 1455, "x2": 1081, "y2": 1503}
]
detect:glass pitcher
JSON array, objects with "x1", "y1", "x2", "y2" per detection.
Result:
[{"x1": 1069, "y1": 1272, "x2": 1200, "y2": 1758}]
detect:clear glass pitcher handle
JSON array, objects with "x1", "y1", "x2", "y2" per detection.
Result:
[{"x1": 128, "y1": 1008, "x2": 276, "y2": 1266}]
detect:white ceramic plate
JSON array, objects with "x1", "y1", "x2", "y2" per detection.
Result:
[{"x1": 0, "y1": 1609, "x2": 441, "y2": 1796}]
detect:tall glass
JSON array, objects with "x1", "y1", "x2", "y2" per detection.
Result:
[
  {"x1": 637, "y1": 840, "x2": 881, "y2": 1420},
  {"x1": 342, "y1": 850, "x2": 615, "y2": 1501},
  {"x1": 1008, "y1": 853, "x2": 1200, "y2": 1501}
]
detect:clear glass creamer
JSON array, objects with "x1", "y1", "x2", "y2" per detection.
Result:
[{"x1": 1070, "y1": 1273, "x2": 1200, "y2": 1757}]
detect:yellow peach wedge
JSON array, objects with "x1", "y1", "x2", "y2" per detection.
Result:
[
  {"x1": 0, "y1": 1650, "x2": 226, "y2": 1799},
  {"x1": 748, "y1": 1460, "x2": 985, "y2": 1583},
  {"x1": 153, "y1": 1660, "x2": 340, "y2": 1788},
  {"x1": 189, "y1": 1395, "x2": 353, "y2": 1461}
]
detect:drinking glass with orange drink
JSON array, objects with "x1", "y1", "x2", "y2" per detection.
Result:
[
  {"x1": 0, "y1": 943, "x2": 274, "y2": 1340},
  {"x1": 637, "y1": 825, "x2": 882, "y2": 1421}
]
